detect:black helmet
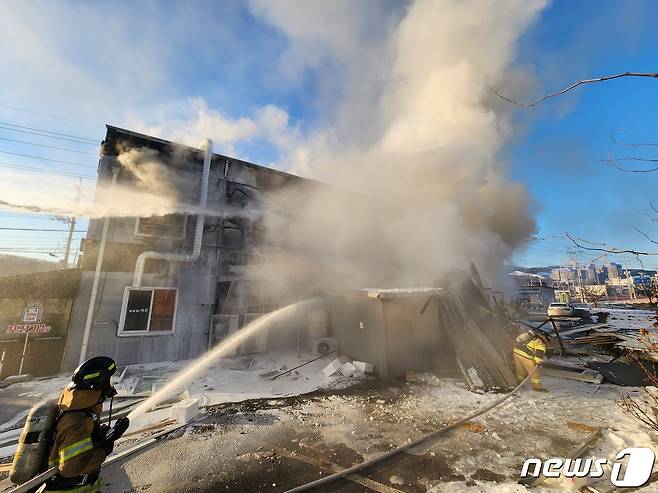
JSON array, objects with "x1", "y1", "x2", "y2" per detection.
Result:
[
  {"x1": 71, "y1": 356, "x2": 117, "y2": 397},
  {"x1": 536, "y1": 330, "x2": 552, "y2": 343}
]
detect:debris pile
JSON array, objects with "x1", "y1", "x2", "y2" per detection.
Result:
[{"x1": 534, "y1": 310, "x2": 658, "y2": 386}]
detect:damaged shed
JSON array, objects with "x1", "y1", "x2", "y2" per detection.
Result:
[{"x1": 326, "y1": 288, "x2": 517, "y2": 390}]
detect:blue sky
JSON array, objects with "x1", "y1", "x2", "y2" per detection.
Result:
[
  {"x1": 0, "y1": 0, "x2": 657, "y2": 272},
  {"x1": 508, "y1": 0, "x2": 658, "y2": 269}
]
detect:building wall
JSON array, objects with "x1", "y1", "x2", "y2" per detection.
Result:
[
  {"x1": 0, "y1": 269, "x2": 80, "y2": 377},
  {"x1": 62, "y1": 126, "x2": 315, "y2": 371}
]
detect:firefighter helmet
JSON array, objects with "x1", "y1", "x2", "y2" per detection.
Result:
[
  {"x1": 535, "y1": 330, "x2": 551, "y2": 344},
  {"x1": 70, "y1": 356, "x2": 117, "y2": 396}
]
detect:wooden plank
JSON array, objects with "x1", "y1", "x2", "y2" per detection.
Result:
[
  {"x1": 541, "y1": 367, "x2": 603, "y2": 384},
  {"x1": 122, "y1": 419, "x2": 176, "y2": 438},
  {"x1": 567, "y1": 421, "x2": 601, "y2": 433},
  {"x1": 4, "y1": 466, "x2": 58, "y2": 493},
  {"x1": 461, "y1": 421, "x2": 486, "y2": 433},
  {"x1": 0, "y1": 462, "x2": 11, "y2": 473},
  {"x1": 274, "y1": 447, "x2": 405, "y2": 493}
]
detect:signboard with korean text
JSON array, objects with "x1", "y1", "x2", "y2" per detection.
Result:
[
  {"x1": 6, "y1": 324, "x2": 52, "y2": 334},
  {"x1": 21, "y1": 303, "x2": 43, "y2": 323}
]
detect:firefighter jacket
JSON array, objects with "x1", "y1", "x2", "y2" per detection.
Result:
[
  {"x1": 514, "y1": 334, "x2": 546, "y2": 364},
  {"x1": 45, "y1": 388, "x2": 107, "y2": 491}
]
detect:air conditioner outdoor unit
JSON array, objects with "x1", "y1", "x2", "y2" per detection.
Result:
[{"x1": 310, "y1": 337, "x2": 339, "y2": 357}]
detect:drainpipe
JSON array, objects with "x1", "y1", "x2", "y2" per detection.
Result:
[
  {"x1": 79, "y1": 167, "x2": 119, "y2": 365},
  {"x1": 132, "y1": 139, "x2": 213, "y2": 287}
]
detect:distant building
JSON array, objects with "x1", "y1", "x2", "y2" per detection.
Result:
[
  {"x1": 587, "y1": 263, "x2": 597, "y2": 283},
  {"x1": 608, "y1": 262, "x2": 623, "y2": 280},
  {"x1": 632, "y1": 274, "x2": 653, "y2": 286},
  {"x1": 550, "y1": 267, "x2": 574, "y2": 285},
  {"x1": 510, "y1": 272, "x2": 556, "y2": 309}
]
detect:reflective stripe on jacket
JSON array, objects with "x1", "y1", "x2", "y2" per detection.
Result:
[{"x1": 514, "y1": 337, "x2": 546, "y2": 364}]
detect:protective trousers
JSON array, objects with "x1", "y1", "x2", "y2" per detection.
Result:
[{"x1": 513, "y1": 352, "x2": 542, "y2": 391}]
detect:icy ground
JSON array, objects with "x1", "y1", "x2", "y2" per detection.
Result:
[
  {"x1": 3, "y1": 309, "x2": 658, "y2": 491},
  {"x1": 0, "y1": 352, "x2": 348, "y2": 434},
  {"x1": 93, "y1": 372, "x2": 658, "y2": 492}
]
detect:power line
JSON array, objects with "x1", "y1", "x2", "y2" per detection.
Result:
[
  {"x1": 0, "y1": 124, "x2": 99, "y2": 146},
  {"x1": 0, "y1": 248, "x2": 66, "y2": 252},
  {"x1": 0, "y1": 121, "x2": 98, "y2": 143},
  {"x1": 0, "y1": 149, "x2": 97, "y2": 168},
  {"x1": 0, "y1": 103, "x2": 102, "y2": 128},
  {"x1": 0, "y1": 162, "x2": 96, "y2": 179},
  {"x1": 0, "y1": 136, "x2": 99, "y2": 155},
  {"x1": 0, "y1": 227, "x2": 86, "y2": 233}
]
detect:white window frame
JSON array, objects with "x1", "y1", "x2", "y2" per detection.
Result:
[
  {"x1": 134, "y1": 215, "x2": 188, "y2": 240},
  {"x1": 117, "y1": 286, "x2": 178, "y2": 336}
]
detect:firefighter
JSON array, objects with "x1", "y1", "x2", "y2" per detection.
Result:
[
  {"x1": 44, "y1": 356, "x2": 129, "y2": 492},
  {"x1": 513, "y1": 329, "x2": 549, "y2": 392}
]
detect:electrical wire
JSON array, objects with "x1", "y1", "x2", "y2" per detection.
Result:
[
  {"x1": 0, "y1": 149, "x2": 97, "y2": 168},
  {"x1": 0, "y1": 227, "x2": 87, "y2": 232},
  {"x1": 0, "y1": 103, "x2": 102, "y2": 128},
  {"x1": 0, "y1": 162, "x2": 96, "y2": 178},
  {"x1": 0, "y1": 124, "x2": 99, "y2": 146},
  {"x1": 0, "y1": 136, "x2": 99, "y2": 155},
  {"x1": 0, "y1": 121, "x2": 98, "y2": 143}
]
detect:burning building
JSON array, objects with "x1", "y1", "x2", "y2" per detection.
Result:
[{"x1": 59, "y1": 125, "x2": 324, "y2": 371}]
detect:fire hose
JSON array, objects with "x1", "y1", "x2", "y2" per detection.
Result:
[{"x1": 284, "y1": 368, "x2": 538, "y2": 493}]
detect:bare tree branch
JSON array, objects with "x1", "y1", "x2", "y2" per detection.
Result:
[
  {"x1": 603, "y1": 156, "x2": 658, "y2": 163},
  {"x1": 632, "y1": 225, "x2": 658, "y2": 245},
  {"x1": 491, "y1": 72, "x2": 658, "y2": 108},
  {"x1": 611, "y1": 129, "x2": 658, "y2": 147},
  {"x1": 565, "y1": 233, "x2": 658, "y2": 256},
  {"x1": 634, "y1": 209, "x2": 658, "y2": 223},
  {"x1": 601, "y1": 156, "x2": 658, "y2": 173}
]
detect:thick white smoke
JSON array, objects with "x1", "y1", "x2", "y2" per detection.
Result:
[
  {"x1": 0, "y1": 0, "x2": 545, "y2": 290},
  {"x1": 246, "y1": 0, "x2": 545, "y2": 290}
]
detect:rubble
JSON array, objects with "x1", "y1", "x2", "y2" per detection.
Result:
[
  {"x1": 339, "y1": 362, "x2": 357, "y2": 377},
  {"x1": 322, "y1": 359, "x2": 342, "y2": 377},
  {"x1": 353, "y1": 361, "x2": 374, "y2": 374},
  {"x1": 170, "y1": 398, "x2": 200, "y2": 425}
]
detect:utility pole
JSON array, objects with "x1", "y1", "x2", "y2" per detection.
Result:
[
  {"x1": 62, "y1": 178, "x2": 82, "y2": 268},
  {"x1": 623, "y1": 254, "x2": 636, "y2": 301},
  {"x1": 572, "y1": 247, "x2": 586, "y2": 303}
]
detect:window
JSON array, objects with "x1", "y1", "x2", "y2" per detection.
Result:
[
  {"x1": 221, "y1": 218, "x2": 244, "y2": 249},
  {"x1": 118, "y1": 287, "x2": 177, "y2": 335},
  {"x1": 135, "y1": 214, "x2": 187, "y2": 239}
]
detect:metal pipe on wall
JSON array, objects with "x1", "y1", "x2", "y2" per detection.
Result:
[
  {"x1": 132, "y1": 139, "x2": 213, "y2": 287},
  {"x1": 79, "y1": 167, "x2": 119, "y2": 365}
]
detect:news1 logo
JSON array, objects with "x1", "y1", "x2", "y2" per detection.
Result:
[{"x1": 521, "y1": 448, "x2": 655, "y2": 487}]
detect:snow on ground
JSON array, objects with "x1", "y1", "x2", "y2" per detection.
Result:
[
  {"x1": 0, "y1": 351, "x2": 359, "y2": 436},
  {"x1": 5, "y1": 310, "x2": 658, "y2": 491},
  {"x1": 96, "y1": 369, "x2": 658, "y2": 492},
  {"x1": 602, "y1": 307, "x2": 657, "y2": 332},
  {"x1": 285, "y1": 375, "x2": 658, "y2": 491}
]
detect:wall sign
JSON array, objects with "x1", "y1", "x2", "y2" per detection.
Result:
[
  {"x1": 6, "y1": 324, "x2": 52, "y2": 334},
  {"x1": 21, "y1": 303, "x2": 44, "y2": 323}
]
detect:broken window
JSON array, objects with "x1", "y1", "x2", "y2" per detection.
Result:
[
  {"x1": 118, "y1": 287, "x2": 177, "y2": 335},
  {"x1": 135, "y1": 214, "x2": 187, "y2": 239},
  {"x1": 221, "y1": 218, "x2": 244, "y2": 249},
  {"x1": 225, "y1": 181, "x2": 257, "y2": 207}
]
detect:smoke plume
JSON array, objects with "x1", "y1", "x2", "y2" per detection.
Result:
[{"x1": 248, "y1": 0, "x2": 545, "y2": 291}]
